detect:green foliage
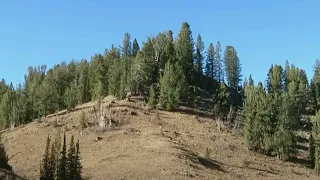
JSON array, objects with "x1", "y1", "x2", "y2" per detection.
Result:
[
  {"x1": 65, "y1": 81, "x2": 78, "y2": 111},
  {"x1": 40, "y1": 136, "x2": 54, "y2": 180},
  {"x1": 224, "y1": 46, "x2": 241, "y2": 89},
  {"x1": 214, "y1": 83, "x2": 229, "y2": 118},
  {"x1": 148, "y1": 85, "x2": 157, "y2": 109},
  {"x1": 205, "y1": 43, "x2": 215, "y2": 79},
  {"x1": 266, "y1": 65, "x2": 284, "y2": 94},
  {"x1": 273, "y1": 92, "x2": 298, "y2": 160},
  {"x1": 132, "y1": 38, "x2": 140, "y2": 57},
  {"x1": 159, "y1": 60, "x2": 187, "y2": 111},
  {"x1": 195, "y1": 34, "x2": 205, "y2": 84},
  {"x1": 41, "y1": 133, "x2": 82, "y2": 180},
  {"x1": 79, "y1": 110, "x2": 88, "y2": 130},
  {"x1": 175, "y1": 22, "x2": 195, "y2": 85},
  {"x1": 312, "y1": 110, "x2": 320, "y2": 173}
]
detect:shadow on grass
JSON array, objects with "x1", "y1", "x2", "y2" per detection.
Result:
[
  {"x1": 172, "y1": 145, "x2": 226, "y2": 172},
  {"x1": 290, "y1": 157, "x2": 312, "y2": 168},
  {"x1": 171, "y1": 107, "x2": 213, "y2": 119}
]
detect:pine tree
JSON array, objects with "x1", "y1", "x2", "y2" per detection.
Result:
[
  {"x1": 248, "y1": 74, "x2": 254, "y2": 86},
  {"x1": 243, "y1": 84, "x2": 270, "y2": 151},
  {"x1": 205, "y1": 43, "x2": 214, "y2": 79},
  {"x1": 159, "y1": 60, "x2": 187, "y2": 111},
  {"x1": 213, "y1": 83, "x2": 229, "y2": 118},
  {"x1": 40, "y1": 136, "x2": 54, "y2": 180},
  {"x1": 67, "y1": 135, "x2": 76, "y2": 180},
  {"x1": 148, "y1": 85, "x2": 157, "y2": 109},
  {"x1": 274, "y1": 92, "x2": 297, "y2": 160},
  {"x1": 77, "y1": 59, "x2": 91, "y2": 104},
  {"x1": 215, "y1": 41, "x2": 224, "y2": 82},
  {"x1": 132, "y1": 38, "x2": 140, "y2": 57},
  {"x1": 65, "y1": 81, "x2": 78, "y2": 111},
  {"x1": 175, "y1": 22, "x2": 194, "y2": 85},
  {"x1": 57, "y1": 133, "x2": 67, "y2": 180},
  {"x1": 107, "y1": 45, "x2": 121, "y2": 97},
  {"x1": 194, "y1": 34, "x2": 205, "y2": 78},
  {"x1": 224, "y1": 46, "x2": 241, "y2": 89},
  {"x1": 310, "y1": 133, "x2": 316, "y2": 168},
  {"x1": 75, "y1": 140, "x2": 82, "y2": 180},
  {"x1": 311, "y1": 110, "x2": 320, "y2": 173},
  {"x1": 266, "y1": 65, "x2": 284, "y2": 94}
]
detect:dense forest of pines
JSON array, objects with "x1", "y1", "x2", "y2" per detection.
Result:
[{"x1": 1, "y1": 22, "x2": 320, "y2": 173}]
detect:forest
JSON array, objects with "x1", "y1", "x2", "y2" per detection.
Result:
[{"x1": 0, "y1": 22, "x2": 320, "y2": 173}]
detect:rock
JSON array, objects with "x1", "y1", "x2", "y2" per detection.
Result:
[
  {"x1": 129, "y1": 111, "x2": 137, "y2": 115},
  {"x1": 95, "y1": 136, "x2": 102, "y2": 141}
]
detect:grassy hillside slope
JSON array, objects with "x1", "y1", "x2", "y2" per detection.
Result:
[{"x1": 1, "y1": 96, "x2": 317, "y2": 180}]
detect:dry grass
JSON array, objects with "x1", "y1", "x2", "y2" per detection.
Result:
[{"x1": 1, "y1": 95, "x2": 318, "y2": 180}]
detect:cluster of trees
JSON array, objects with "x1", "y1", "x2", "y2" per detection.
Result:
[
  {"x1": 0, "y1": 22, "x2": 242, "y2": 129},
  {"x1": 40, "y1": 132, "x2": 82, "y2": 180},
  {"x1": 242, "y1": 60, "x2": 320, "y2": 173}
]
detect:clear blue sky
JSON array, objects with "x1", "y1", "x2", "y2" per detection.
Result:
[{"x1": 1, "y1": 0, "x2": 319, "y2": 86}]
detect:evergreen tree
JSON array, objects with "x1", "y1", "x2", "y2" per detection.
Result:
[
  {"x1": 67, "y1": 136, "x2": 76, "y2": 180},
  {"x1": 213, "y1": 83, "x2": 229, "y2": 118},
  {"x1": 148, "y1": 85, "x2": 157, "y2": 109},
  {"x1": 243, "y1": 83, "x2": 270, "y2": 151},
  {"x1": 159, "y1": 60, "x2": 187, "y2": 111},
  {"x1": 266, "y1": 65, "x2": 284, "y2": 94},
  {"x1": 215, "y1": 41, "x2": 224, "y2": 82},
  {"x1": 194, "y1": 34, "x2": 205, "y2": 77},
  {"x1": 224, "y1": 46, "x2": 241, "y2": 89},
  {"x1": 274, "y1": 92, "x2": 297, "y2": 160},
  {"x1": 75, "y1": 140, "x2": 82, "y2": 180},
  {"x1": 65, "y1": 81, "x2": 78, "y2": 111},
  {"x1": 132, "y1": 38, "x2": 140, "y2": 57},
  {"x1": 248, "y1": 74, "x2": 254, "y2": 86},
  {"x1": 311, "y1": 110, "x2": 320, "y2": 173},
  {"x1": 121, "y1": 33, "x2": 132, "y2": 58},
  {"x1": 205, "y1": 43, "x2": 214, "y2": 79},
  {"x1": 77, "y1": 59, "x2": 91, "y2": 104},
  {"x1": 57, "y1": 133, "x2": 67, "y2": 180},
  {"x1": 40, "y1": 136, "x2": 54, "y2": 180},
  {"x1": 175, "y1": 22, "x2": 195, "y2": 85},
  {"x1": 107, "y1": 45, "x2": 121, "y2": 96}
]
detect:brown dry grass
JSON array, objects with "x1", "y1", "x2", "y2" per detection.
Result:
[{"x1": 1, "y1": 96, "x2": 317, "y2": 180}]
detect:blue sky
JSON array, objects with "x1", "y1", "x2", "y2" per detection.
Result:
[{"x1": 0, "y1": 0, "x2": 319, "y2": 86}]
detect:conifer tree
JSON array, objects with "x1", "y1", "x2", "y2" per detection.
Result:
[
  {"x1": 132, "y1": 38, "x2": 140, "y2": 57},
  {"x1": 205, "y1": 43, "x2": 214, "y2": 79},
  {"x1": 57, "y1": 133, "x2": 67, "y2": 180},
  {"x1": 274, "y1": 92, "x2": 297, "y2": 160},
  {"x1": 224, "y1": 46, "x2": 241, "y2": 89},
  {"x1": 266, "y1": 65, "x2": 284, "y2": 94},
  {"x1": 75, "y1": 140, "x2": 82, "y2": 180},
  {"x1": 148, "y1": 85, "x2": 157, "y2": 109},
  {"x1": 159, "y1": 59, "x2": 187, "y2": 111},
  {"x1": 248, "y1": 74, "x2": 254, "y2": 86},
  {"x1": 67, "y1": 136, "x2": 76, "y2": 180},
  {"x1": 215, "y1": 41, "x2": 224, "y2": 82},
  {"x1": 175, "y1": 22, "x2": 194, "y2": 85},
  {"x1": 40, "y1": 136, "x2": 54, "y2": 180},
  {"x1": 195, "y1": 34, "x2": 205, "y2": 78},
  {"x1": 311, "y1": 110, "x2": 320, "y2": 173},
  {"x1": 77, "y1": 59, "x2": 91, "y2": 104},
  {"x1": 65, "y1": 81, "x2": 78, "y2": 111},
  {"x1": 213, "y1": 83, "x2": 229, "y2": 118},
  {"x1": 107, "y1": 45, "x2": 121, "y2": 97}
]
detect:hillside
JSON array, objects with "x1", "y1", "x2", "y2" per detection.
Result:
[{"x1": 0, "y1": 96, "x2": 317, "y2": 180}]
